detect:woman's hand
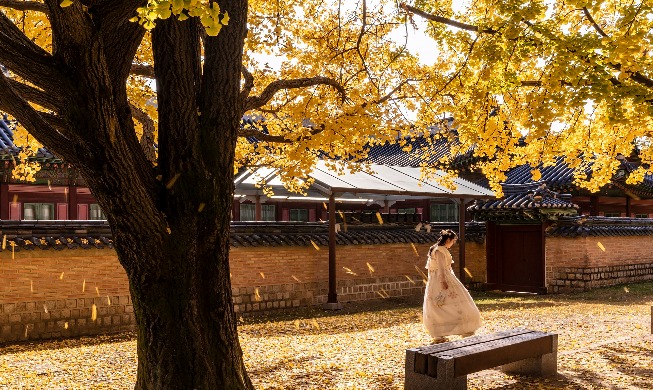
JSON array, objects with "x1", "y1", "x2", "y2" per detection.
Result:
[{"x1": 441, "y1": 281, "x2": 448, "y2": 290}]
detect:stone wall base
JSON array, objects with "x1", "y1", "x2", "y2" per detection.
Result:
[
  {"x1": 548, "y1": 263, "x2": 653, "y2": 293},
  {"x1": 0, "y1": 295, "x2": 136, "y2": 344},
  {"x1": 233, "y1": 274, "x2": 426, "y2": 315}
]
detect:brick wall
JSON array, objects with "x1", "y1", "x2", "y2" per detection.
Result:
[
  {"x1": 0, "y1": 249, "x2": 134, "y2": 343},
  {"x1": 0, "y1": 241, "x2": 486, "y2": 343},
  {"x1": 229, "y1": 242, "x2": 486, "y2": 314},
  {"x1": 545, "y1": 236, "x2": 653, "y2": 292}
]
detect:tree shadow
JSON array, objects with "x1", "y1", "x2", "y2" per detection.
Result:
[
  {"x1": 0, "y1": 331, "x2": 136, "y2": 355},
  {"x1": 248, "y1": 355, "x2": 342, "y2": 389}
]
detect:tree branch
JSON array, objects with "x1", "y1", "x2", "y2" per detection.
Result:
[
  {"x1": 244, "y1": 76, "x2": 347, "y2": 112},
  {"x1": 399, "y1": 3, "x2": 496, "y2": 34},
  {"x1": 0, "y1": 0, "x2": 47, "y2": 12},
  {"x1": 130, "y1": 63, "x2": 155, "y2": 78},
  {"x1": 7, "y1": 79, "x2": 61, "y2": 111},
  {"x1": 130, "y1": 102, "x2": 156, "y2": 164},
  {"x1": 582, "y1": 7, "x2": 608, "y2": 38},
  {"x1": 238, "y1": 125, "x2": 323, "y2": 144},
  {"x1": 0, "y1": 11, "x2": 63, "y2": 91},
  {"x1": 240, "y1": 66, "x2": 254, "y2": 102},
  {"x1": 0, "y1": 70, "x2": 79, "y2": 163}
]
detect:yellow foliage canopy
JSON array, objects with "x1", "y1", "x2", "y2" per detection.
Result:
[{"x1": 2, "y1": 1, "x2": 653, "y2": 195}]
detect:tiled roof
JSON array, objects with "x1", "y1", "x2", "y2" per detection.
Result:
[
  {"x1": 364, "y1": 135, "x2": 475, "y2": 168},
  {"x1": 0, "y1": 220, "x2": 114, "y2": 251},
  {"x1": 0, "y1": 221, "x2": 487, "y2": 250},
  {"x1": 503, "y1": 157, "x2": 577, "y2": 190},
  {"x1": 0, "y1": 116, "x2": 59, "y2": 161},
  {"x1": 469, "y1": 183, "x2": 579, "y2": 221},
  {"x1": 231, "y1": 222, "x2": 487, "y2": 247},
  {"x1": 547, "y1": 216, "x2": 653, "y2": 237}
]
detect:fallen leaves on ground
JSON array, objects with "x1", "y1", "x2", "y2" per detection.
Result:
[{"x1": 0, "y1": 283, "x2": 651, "y2": 389}]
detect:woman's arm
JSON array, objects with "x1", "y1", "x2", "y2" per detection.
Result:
[{"x1": 434, "y1": 250, "x2": 449, "y2": 290}]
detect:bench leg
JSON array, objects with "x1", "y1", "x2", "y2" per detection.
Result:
[
  {"x1": 500, "y1": 333, "x2": 558, "y2": 377},
  {"x1": 499, "y1": 351, "x2": 557, "y2": 377},
  {"x1": 405, "y1": 352, "x2": 467, "y2": 390}
]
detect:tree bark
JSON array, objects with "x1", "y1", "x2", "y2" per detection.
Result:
[{"x1": 1, "y1": 1, "x2": 254, "y2": 387}]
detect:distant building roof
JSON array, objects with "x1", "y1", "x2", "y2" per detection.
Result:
[
  {"x1": 469, "y1": 183, "x2": 579, "y2": 221},
  {"x1": 0, "y1": 116, "x2": 60, "y2": 162}
]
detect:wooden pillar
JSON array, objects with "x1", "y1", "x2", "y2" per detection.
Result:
[
  {"x1": 255, "y1": 195, "x2": 262, "y2": 221},
  {"x1": 383, "y1": 199, "x2": 390, "y2": 213},
  {"x1": 0, "y1": 182, "x2": 8, "y2": 220},
  {"x1": 67, "y1": 185, "x2": 78, "y2": 220},
  {"x1": 590, "y1": 196, "x2": 599, "y2": 216},
  {"x1": 458, "y1": 199, "x2": 466, "y2": 284},
  {"x1": 626, "y1": 196, "x2": 631, "y2": 217},
  {"x1": 324, "y1": 192, "x2": 342, "y2": 309}
]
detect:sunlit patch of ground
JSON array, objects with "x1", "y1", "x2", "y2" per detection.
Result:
[{"x1": 0, "y1": 283, "x2": 651, "y2": 389}]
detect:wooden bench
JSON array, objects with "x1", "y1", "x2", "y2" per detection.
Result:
[{"x1": 405, "y1": 328, "x2": 557, "y2": 390}]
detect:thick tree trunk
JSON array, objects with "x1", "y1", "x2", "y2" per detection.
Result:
[
  {"x1": 124, "y1": 227, "x2": 250, "y2": 389},
  {"x1": 11, "y1": 1, "x2": 254, "y2": 388}
]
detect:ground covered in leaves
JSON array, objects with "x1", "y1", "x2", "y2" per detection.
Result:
[{"x1": 1, "y1": 283, "x2": 652, "y2": 389}]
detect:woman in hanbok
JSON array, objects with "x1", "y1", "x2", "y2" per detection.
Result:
[{"x1": 423, "y1": 229, "x2": 482, "y2": 343}]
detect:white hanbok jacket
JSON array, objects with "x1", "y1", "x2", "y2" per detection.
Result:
[{"x1": 423, "y1": 245, "x2": 482, "y2": 337}]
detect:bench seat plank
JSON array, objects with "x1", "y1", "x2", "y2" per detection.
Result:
[
  {"x1": 410, "y1": 328, "x2": 534, "y2": 375},
  {"x1": 428, "y1": 332, "x2": 554, "y2": 377}
]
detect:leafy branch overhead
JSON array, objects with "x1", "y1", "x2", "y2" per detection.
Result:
[{"x1": 401, "y1": 1, "x2": 653, "y2": 195}]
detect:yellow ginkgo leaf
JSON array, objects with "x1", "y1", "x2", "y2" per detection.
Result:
[
  {"x1": 91, "y1": 304, "x2": 97, "y2": 321},
  {"x1": 60, "y1": 0, "x2": 73, "y2": 7}
]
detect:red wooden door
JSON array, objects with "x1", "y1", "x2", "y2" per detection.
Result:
[{"x1": 496, "y1": 224, "x2": 545, "y2": 293}]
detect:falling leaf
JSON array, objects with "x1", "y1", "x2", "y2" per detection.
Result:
[
  {"x1": 375, "y1": 291, "x2": 387, "y2": 299},
  {"x1": 48, "y1": 179, "x2": 51, "y2": 191},
  {"x1": 376, "y1": 212, "x2": 384, "y2": 224},
  {"x1": 310, "y1": 240, "x2": 320, "y2": 251},
  {"x1": 59, "y1": 272, "x2": 64, "y2": 280},
  {"x1": 12, "y1": 244, "x2": 14, "y2": 260},
  {"x1": 24, "y1": 325, "x2": 28, "y2": 338},
  {"x1": 366, "y1": 262, "x2": 375, "y2": 275},
  {"x1": 259, "y1": 272, "x2": 266, "y2": 279},
  {"x1": 338, "y1": 211, "x2": 344, "y2": 220},
  {"x1": 95, "y1": 287, "x2": 100, "y2": 296},
  {"x1": 414, "y1": 264, "x2": 427, "y2": 279},
  {"x1": 597, "y1": 242, "x2": 606, "y2": 252},
  {"x1": 410, "y1": 243, "x2": 419, "y2": 257},
  {"x1": 166, "y1": 227, "x2": 172, "y2": 234},
  {"x1": 291, "y1": 275, "x2": 301, "y2": 283},
  {"x1": 2, "y1": 234, "x2": 6, "y2": 250},
  {"x1": 107, "y1": 296, "x2": 111, "y2": 305},
  {"x1": 464, "y1": 267, "x2": 474, "y2": 279},
  {"x1": 623, "y1": 287, "x2": 630, "y2": 293},
  {"x1": 198, "y1": 203, "x2": 206, "y2": 212},
  {"x1": 30, "y1": 280, "x2": 33, "y2": 293},
  {"x1": 165, "y1": 173, "x2": 181, "y2": 189},
  {"x1": 323, "y1": 202, "x2": 328, "y2": 210},
  {"x1": 82, "y1": 280, "x2": 86, "y2": 292},
  {"x1": 91, "y1": 304, "x2": 97, "y2": 321},
  {"x1": 64, "y1": 322, "x2": 68, "y2": 329},
  {"x1": 405, "y1": 275, "x2": 416, "y2": 285},
  {"x1": 43, "y1": 304, "x2": 48, "y2": 313},
  {"x1": 342, "y1": 266, "x2": 357, "y2": 276},
  {"x1": 60, "y1": 0, "x2": 73, "y2": 7},
  {"x1": 254, "y1": 288, "x2": 261, "y2": 301}
]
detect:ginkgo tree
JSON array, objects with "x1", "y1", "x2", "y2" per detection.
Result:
[
  {"x1": 0, "y1": 0, "x2": 422, "y2": 388},
  {"x1": 2, "y1": 0, "x2": 652, "y2": 388},
  {"x1": 402, "y1": 1, "x2": 653, "y2": 195}
]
